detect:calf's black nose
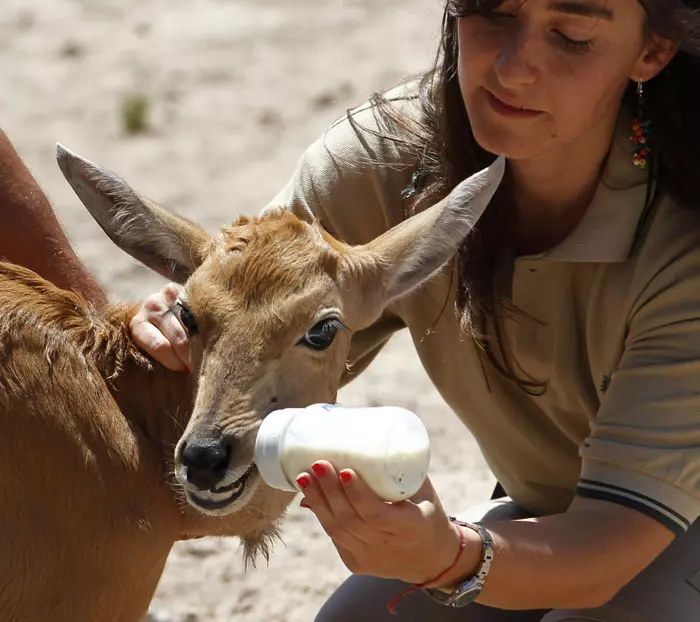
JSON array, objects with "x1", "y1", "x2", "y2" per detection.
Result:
[{"x1": 180, "y1": 437, "x2": 231, "y2": 491}]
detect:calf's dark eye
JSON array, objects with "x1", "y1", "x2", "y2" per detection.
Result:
[
  {"x1": 298, "y1": 318, "x2": 344, "y2": 351},
  {"x1": 176, "y1": 303, "x2": 198, "y2": 336}
]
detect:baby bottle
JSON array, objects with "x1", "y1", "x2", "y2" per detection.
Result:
[{"x1": 254, "y1": 403, "x2": 431, "y2": 502}]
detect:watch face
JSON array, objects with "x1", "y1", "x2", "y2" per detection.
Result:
[{"x1": 449, "y1": 580, "x2": 483, "y2": 608}]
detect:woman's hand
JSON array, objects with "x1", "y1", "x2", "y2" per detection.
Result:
[
  {"x1": 129, "y1": 282, "x2": 192, "y2": 372},
  {"x1": 296, "y1": 460, "x2": 464, "y2": 586}
]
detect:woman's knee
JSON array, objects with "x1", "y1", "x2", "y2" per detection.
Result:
[{"x1": 313, "y1": 575, "x2": 409, "y2": 622}]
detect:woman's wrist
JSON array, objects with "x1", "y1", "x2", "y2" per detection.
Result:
[
  {"x1": 429, "y1": 522, "x2": 484, "y2": 590},
  {"x1": 387, "y1": 519, "x2": 473, "y2": 614},
  {"x1": 387, "y1": 519, "x2": 485, "y2": 614},
  {"x1": 416, "y1": 520, "x2": 464, "y2": 586}
]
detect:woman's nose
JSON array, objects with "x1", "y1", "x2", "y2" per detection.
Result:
[{"x1": 493, "y1": 32, "x2": 539, "y2": 88}]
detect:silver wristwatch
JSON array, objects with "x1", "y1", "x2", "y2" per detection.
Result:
[{"x1": 424, "y1": 518, "x2": 495, "y2": 607}]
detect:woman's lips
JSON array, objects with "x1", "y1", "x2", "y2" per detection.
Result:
[{"x1": 485, "y1": 89, "x2": 544, "y2": 118}]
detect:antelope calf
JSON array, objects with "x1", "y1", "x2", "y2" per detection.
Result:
[{"x1": 0, "y1": 143, "x2": 503, "y2": 621}]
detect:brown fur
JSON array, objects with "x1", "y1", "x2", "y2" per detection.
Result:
[
  {"x1": 219, "y1": 210, "x2": 342, "y2": 305},
  {"x1": 0, "y1": 261, "x2": 289, "y2": 622}
]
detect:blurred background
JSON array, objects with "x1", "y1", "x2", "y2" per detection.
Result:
[{"x1": 0, "y1": 1, "x2": 494, "y2": 620}]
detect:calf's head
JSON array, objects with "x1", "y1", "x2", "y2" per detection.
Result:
[{"x1": 57, "y1": 144, "x2": 504, "y2": 519}]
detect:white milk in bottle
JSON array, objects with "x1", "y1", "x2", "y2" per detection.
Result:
[{"x1": 254, "y1": 403, "x2": 431, "y2": 502}]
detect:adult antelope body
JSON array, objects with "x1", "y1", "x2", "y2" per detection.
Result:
[{"x1": 0, "y1": 143, "x2": 503, "y2": 621}]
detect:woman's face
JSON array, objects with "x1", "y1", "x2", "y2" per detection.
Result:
[{"x1": 456, "y1": 0, "x2": 671, "y2": 159}]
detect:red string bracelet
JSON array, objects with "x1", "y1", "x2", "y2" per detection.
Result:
[{"x1": 386, "y1": 519, "x2": 466, "y2": 615}]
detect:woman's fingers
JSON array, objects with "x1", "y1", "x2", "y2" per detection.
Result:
[
  {"x1": 297, "y1": 469, "x2": 370, "y2": 548},
  {"x1": 310, "y1": 461, "x2": 356, "y2": 518},
  {"x1": 129, "y1": 283, "x2": 192, "y2": 371},
  {"x1": 130, "y1": 321, "x2": 189, "y2": 371},
  {"x1": 156, "y1": 305, "x2": 192, "y2": 369},
  {"x1": 300, "y1": 461, "x2": 398, "y2": 541},
  {"x1": 335, "y1": 468, "x2": 396, "y2": 532},
  {"x1": 161, "y1": 282, "x2": 183, "y2": 306}
]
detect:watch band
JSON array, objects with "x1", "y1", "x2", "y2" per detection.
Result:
[{"x1": 424, "y1": 518, "x2": 495, "y2": 608}]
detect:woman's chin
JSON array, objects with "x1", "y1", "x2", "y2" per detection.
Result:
[
  {"x1": 471, "y1": 127, "x2": 534, "y2": 160},
  {"x1": 468, "y1": 109, "x2": 553, "y2": 160}
]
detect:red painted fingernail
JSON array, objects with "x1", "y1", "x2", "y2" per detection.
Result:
[
  {"x1": 296, "y1": 474, "x2": 311, "y2": 489},
  {"x1": 312, "y1": 462, "x2": 326, "y2": 478},
  {"x1": 339, "y1": 470, "x2": 353, "y2": 485}
]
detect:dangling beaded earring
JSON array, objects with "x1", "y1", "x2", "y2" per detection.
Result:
[{"x1": 631, "y1": 80, "x2": 650, "y2": 170}]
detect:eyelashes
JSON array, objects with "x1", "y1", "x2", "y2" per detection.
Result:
[{"x1": 555, "y1": 31, "x2": 593, "y2": 52}]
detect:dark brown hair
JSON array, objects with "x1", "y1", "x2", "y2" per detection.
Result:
[{"x1": 354, "y1": 0, "x2": 700, "y2": 393}]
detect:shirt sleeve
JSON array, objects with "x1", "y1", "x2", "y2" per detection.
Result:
[
  {"x1": 577, "y1": 205, "x2": 700, "y2": 536},
  {"x1": 260, "y1": 93, "x2": 423, "y2": 386}
]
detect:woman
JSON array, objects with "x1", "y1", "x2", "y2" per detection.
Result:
[{"x1": 129, "y1": 0, "x2": 700, "y2": 619}]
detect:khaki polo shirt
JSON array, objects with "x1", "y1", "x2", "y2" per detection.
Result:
[{"x1": 264, "y1": 81, "x2": 700, "y2": 536}]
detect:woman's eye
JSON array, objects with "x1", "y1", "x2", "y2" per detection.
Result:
[
  {"x1": 487, "y1": 11, "x2": 517, "y2": 20},
  {"x1": 298, "y1": 318, "x2": 344, "y2": 351},
  {"x1": 554, "y1": 31, "x2": 593, "y2": 53},
  {"x1": 175, "y1": 303, "x2": 198, "y2": 336}
]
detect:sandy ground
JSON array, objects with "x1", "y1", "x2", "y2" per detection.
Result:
[{"x1": 0, "y1": 1, "x2": 495, "y2": 620}]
